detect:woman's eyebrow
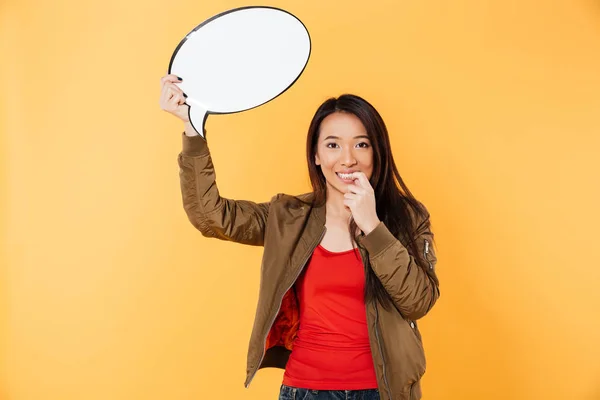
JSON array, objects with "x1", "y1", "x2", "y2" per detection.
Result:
[{"x1": 323, "y1": 134, "x2": 370, "y2": 140}]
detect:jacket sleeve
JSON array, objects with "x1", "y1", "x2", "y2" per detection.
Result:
[
  {"x1": 359, "y1": 209, "x2": 439, "y2": 320},
  {"x1": 177, "y1": 132, "x2": 275, "y2": 246}
]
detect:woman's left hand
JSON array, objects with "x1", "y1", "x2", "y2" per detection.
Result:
[{"x1": 344, "y1": 172, "x2": 381, "y2": 235}]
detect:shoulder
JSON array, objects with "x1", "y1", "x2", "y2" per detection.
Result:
[
  {"x1": 404, "y1": 198, "x2": 431, "y2": 233},
  {"x1": 408, "y1": 199, "x2": 430, "y2": 218},
  {"x1": 268, "y1": 192, "x2": 315, "y2": 211}
]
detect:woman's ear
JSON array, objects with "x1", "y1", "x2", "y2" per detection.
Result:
[{"x1": 315, "y1": 154, "x2": 320, "y2": 166}]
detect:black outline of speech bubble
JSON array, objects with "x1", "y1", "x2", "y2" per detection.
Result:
[{"x1": 167, "y1": 6, "x2": 312, "y2": 135}]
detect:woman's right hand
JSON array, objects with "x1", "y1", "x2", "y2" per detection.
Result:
[{"x1": 159, "y1": 74, "x2": 190, "y2": 122}]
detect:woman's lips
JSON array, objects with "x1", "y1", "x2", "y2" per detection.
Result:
[{"x1": 336, "y1": 172, "x2": 357, "y2": 184}]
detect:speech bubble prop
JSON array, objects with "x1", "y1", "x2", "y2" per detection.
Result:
[{"x1": 168, "y1": 6, "x2": 311, "y2": 137}]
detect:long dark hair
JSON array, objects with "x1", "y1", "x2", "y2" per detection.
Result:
[{"x1": 306, "y1": 94, "x2": 430, "y2": 310}]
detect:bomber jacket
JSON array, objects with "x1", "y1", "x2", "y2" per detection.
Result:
[{"x1": 177, "y1": 133, "x2": 440, "y2": 400}]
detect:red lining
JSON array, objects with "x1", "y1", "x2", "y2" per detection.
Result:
[{"x1": 265, "y1": 288, "x2": 299, "y2": 351}]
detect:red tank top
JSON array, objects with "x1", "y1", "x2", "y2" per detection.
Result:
[{"x1": 282, "y1": 244, "x2": 378, "y2": 390}]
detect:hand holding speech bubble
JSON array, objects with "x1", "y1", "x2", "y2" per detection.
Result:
[{"x1": 168, "y1": 6, "x2": 311, "y2": 137}]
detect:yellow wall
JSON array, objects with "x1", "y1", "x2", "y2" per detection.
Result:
[{"x1": 2, "y1": 0, "x2": 600, "y2": 399}]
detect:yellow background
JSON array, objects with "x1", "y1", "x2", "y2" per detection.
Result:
[{"x1": 2, "y1": 0, "x2": 600, "y2": 399}]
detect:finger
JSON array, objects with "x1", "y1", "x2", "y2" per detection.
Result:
[
  {"x1": 344, "y1": 192, "x2": 357, "y2": 200},
  {"x1": 352, "y1": 172, "x2": 373, "y2": 191},
  {"x1": 169, "y1": 91, "x2": 185, "y2": 107},
  {"x1": 167, "y1": 83, "x2": 188, "y2": 103},
  {"x1": 161, "y1": 86, "x2": 177, "y2": 109},
  {"x1": 346, "y1": 184, "x2": 366, "y2": 195},
  {"x1": 164, "y1": 82, "x2": 185, "y2": 96},
  {"x1": 162, "y1": 85, "x2": 185, "y2": 108},
  {"x1": 160, "y1": 87, "x2": 172, "y2": 110},
  {"x1": 343, "y1": 198, "x2": 354, "y2": 209},
  {"x1": 160, "y1": 84, "x2": 176, "y2": 106},
  {"x1": 160, "y1": 74, "x2": 183, "y2": 86}
]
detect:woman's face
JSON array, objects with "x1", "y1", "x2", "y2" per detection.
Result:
[{"x1": 315, "y1": 112, "x2": 374, "y2": 197}]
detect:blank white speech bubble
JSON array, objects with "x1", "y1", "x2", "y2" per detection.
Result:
[{"x1": 168, "y1": 6, "x2": 311, "y2": 137}]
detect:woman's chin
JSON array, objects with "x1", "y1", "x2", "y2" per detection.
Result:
[{"x1": 325, "y1": 180, "x2": 348, "y2": 195}]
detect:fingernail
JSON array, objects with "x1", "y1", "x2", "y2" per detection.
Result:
[
  {"x1": 177, "y1": 76, "x2": 183, "y2": 81},
  {"x1": 183, "y1": 93, "x2": 188, "y2": 98}
]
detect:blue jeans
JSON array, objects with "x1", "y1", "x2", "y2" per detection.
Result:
[{"x1": 279, "y1": 384, "x2": 380, "y2": 400}]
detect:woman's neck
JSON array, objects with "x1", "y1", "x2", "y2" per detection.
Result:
[{"x1": 325, "y1": 189, "x2": 351, "y2": 221}]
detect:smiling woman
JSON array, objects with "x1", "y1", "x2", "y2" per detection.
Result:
[
  {"x1": 161, "y1": 75, "x2": 439, "y2": 400},
  {"x1": 304, "y1": 95, "x2": 435, "y2": 311}
]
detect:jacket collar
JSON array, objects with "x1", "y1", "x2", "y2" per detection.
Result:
[
  {"x1": 306, "y1": 193, "x2": 367, "y2": 243},
  {"x1": 311, "y1": 198, "x2": 326, "y2": 225}
]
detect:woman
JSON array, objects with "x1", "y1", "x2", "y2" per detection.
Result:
[{"x1": 160, "y1": 74, "x2": 439, "y2": 400}]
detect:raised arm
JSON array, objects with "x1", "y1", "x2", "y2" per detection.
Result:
[
  {"x1": 178, "y1": 130, "x2": 274, "y2": 246},
  {"x1": 160, "y1": 74, "x2": 273, "y2": 246}
]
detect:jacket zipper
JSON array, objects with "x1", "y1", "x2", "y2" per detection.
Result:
[
  {"x1": 359, "y1": 248, "x2": 393, "y2": 400},
  {"x1": 424, "y1": 239, "x2": 433, "y2": 270},
  {"x1": 374, "y1": 303, "x2": 393, "y2": 399},
  {"x1": 245, "y1": 227, "x2": 326, "y2": 388}
]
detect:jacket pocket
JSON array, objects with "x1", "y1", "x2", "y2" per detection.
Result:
[
  {"x1": 408, "y1": 319, "x2": 422, "y2": 344},
  {"x1": 406, "y1": 319, "x2": 426, "y2": 377}
]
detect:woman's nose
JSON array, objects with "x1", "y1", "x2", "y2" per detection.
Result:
[{"x1": 341, "y1": 148, "x2": 357, "y2": 166}]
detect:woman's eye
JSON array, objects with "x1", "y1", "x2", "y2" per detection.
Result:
[
  {"x1": 326, "y1": 143, "x2": 339, "y2": 148},
  {"x1": 357, "y1": 142, "x2": 370, "y2": 148}
]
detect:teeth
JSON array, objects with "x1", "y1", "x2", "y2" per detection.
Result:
[{"x1": 337, "y1": 173, "x2": 354, "y2": 180}]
